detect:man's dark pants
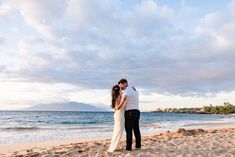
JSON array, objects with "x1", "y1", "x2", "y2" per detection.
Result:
[{"x1": 125, "y1": 109, "x2": 141, "y2": 151}]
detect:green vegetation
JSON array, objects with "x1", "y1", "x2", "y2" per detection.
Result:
[
  {"x1": 202, "y1": 102, "x2": 235, "y2": 114},
  {"x1": 154, "y1": 102, "x2": 235, "y2": 114},
  {"x1": 155, "y1": 107, "x2": 203, "y2": 114}
]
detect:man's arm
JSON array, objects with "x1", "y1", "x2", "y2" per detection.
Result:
[{"x1": 116, "y1": 95, "x2": 127, "y2": 110}]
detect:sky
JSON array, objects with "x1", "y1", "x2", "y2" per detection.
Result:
[{"x1": 1, "y1": 0, "x2": 235, "y2": 111}]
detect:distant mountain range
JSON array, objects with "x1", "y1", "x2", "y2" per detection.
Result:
[{"x1": 23, "y1": 101, "x2": 107, "y2": 111}]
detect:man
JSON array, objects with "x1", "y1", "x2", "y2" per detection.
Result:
[{"x1": 117, "y1": 79, "x2": 141, "y2": 151}]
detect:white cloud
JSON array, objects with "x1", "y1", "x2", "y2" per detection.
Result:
[
  {"x1": 139, "y1": 90, "x2": 235, "y2": 111},
  {"x1": 1, "y1": 0, "x2": 235, "y2": 109},
  {"x1": 0, "y1": 80, "x2": 78, "y2": 108},
  {"x1": 0, "y1": 36, "x2": 6, "y2": 45},
  {"x1": 10, "y1": 0, "x2": 66, "y2": 39},
  {"x1": 0, "y1": 2, "x2": 12, "y2": 21},
  {"x1": 135, "y1": 0, "x2": 174, "y2": 20},
  {"x1": 228, "y1": 0, "x2": 235, "y2": 16},
  {"x1": 2, "y1": 0, "x2": 235, "y2": 94},
  {"x1": 65, "y1": 0, "x2": 120, "y2": 29}
]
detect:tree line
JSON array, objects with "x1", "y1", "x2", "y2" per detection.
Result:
[
  {"x1": 154, "y1": 102, "x2": 235, "y2": 114},
  {"x1": 202, "y1": 102, "x2": 235, "y2": 114}
]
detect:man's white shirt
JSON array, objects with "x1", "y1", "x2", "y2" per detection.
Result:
[{"x1": 122, "y1": 85, "x2": 139, "y2": 111}]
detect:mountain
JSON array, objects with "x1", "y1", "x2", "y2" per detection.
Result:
[{"x1": 23, "y1": 101, "x2": 106, "y2": 111}]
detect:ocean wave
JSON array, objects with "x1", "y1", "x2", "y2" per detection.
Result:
[
  {"x1": 66, "y1": 126, "x2": 110, "y2": 130},
  {"x1": 61, "y1": 121, "x2": 97, "y2": 124},
  {"x1": 0, "y1": 126, "x2": 40, "y2": 131}
]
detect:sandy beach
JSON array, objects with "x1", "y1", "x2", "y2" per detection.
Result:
[{"x1": 1, "y1": 126, "x2": 234, "y2": 157}]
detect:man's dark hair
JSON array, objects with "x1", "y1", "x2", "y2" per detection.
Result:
[{"x1": 118, "y1": 79, "x2": 128, "y2": 84}]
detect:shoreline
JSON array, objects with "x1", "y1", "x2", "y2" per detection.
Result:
[
  {"x1": 0, "y1": 132, "x2": 157, "y2": 155},
  {"x1": 1, "y1": 124, "x2": 235, "y2": 157}
]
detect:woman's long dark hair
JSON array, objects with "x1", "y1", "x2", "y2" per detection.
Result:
[{"x1": 111, "y1": 85, "x2": 120, "y2": 108}]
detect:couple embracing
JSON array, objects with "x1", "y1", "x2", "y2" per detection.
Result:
[{"x1": 108, "y1": 79, "x2": 141, "y2": 152}]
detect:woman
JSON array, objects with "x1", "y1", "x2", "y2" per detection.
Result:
[{"x1": 107, "y1": 85, "x2": 125, "y2": 152}]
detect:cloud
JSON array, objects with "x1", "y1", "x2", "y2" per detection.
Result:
[
  {"x1": 0, "y1": 1, "x2": 12, "y2": 22},
  {"x1": 1, "y1": 0, "x2": 235, "y2": 97},
  {"x1": 10, "y1": 0, "x2": 66, "y2": 39},
  {"x1": 0, "y1": 81, "x2": 76, "y2": 108},
  {"x1": 65, "y1": 0, "x2": 120, "y2": 30},
  {"x1": 228, "y1": 0, "x2": 235, "y2": 16},
  {"x1": 0, "y1": 36, "x2": 6, "y2": 45},
  {"x1": 0, "y1": 65, "x2": 6, "y2": 73}
]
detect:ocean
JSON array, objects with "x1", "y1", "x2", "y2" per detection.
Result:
[{"x1": 0, "y1": 111, "x2": 234, "y2": 144}]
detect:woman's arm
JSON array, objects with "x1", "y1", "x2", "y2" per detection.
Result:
[
  {"x1": 115, "y1": 95, "x2": 127, "y2": 110},
  {"x1": 114, "y1": 96, "x2": 121, "y2": 110}
]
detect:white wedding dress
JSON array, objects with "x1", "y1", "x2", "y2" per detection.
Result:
[{"x1": 107, "y1": 100, "x2": 125, "y2": 152}]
